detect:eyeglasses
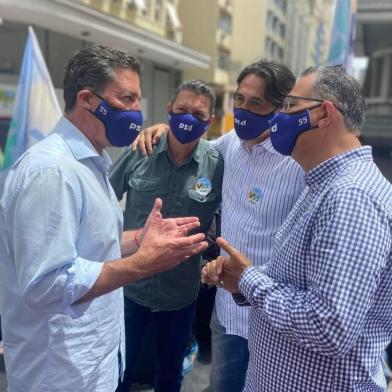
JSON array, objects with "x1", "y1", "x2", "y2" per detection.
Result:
[{"x1": 283, "y1": 95, "x2": 344, "y2": 114}]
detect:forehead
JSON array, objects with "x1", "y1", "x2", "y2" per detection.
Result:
[
  {"x1": 173, "y1": 89, "x2": 211, "y2": 110},
  {"x1": 290, "y1": 73, "x2": 316, "y2": 96},
  {"x1": 237, "y1": 73, "x2": 266, "y2": 98},
  {"x1": 105, "y1": 68, "x2": 141, "y2": 94}
]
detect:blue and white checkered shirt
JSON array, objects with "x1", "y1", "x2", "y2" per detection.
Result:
[
  {"x1": 237, "y1": 146, "x2": 392, "y2": 391},
  {"x1": 211, "y1": 130, "x2": 305, "y2": 338}
]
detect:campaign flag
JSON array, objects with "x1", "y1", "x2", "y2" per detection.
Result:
[
  {"x1": 1, "y1": 26, "x2": 62, "y2": 170},
  {"x1": 328, "y1": 0, "x2": 357, "y2": 74}
]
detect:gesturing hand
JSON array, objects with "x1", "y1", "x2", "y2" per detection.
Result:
[
  {"x1": 201, "y1": 237, "x2": 252, "y2": 293},
  {"x1": 135, "y1": 198, "x2": 208, "y2": 276}
]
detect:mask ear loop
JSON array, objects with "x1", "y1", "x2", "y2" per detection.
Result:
[
  {"x1": 87, "y1": 89, "x2": 104, "y2": 100},
  {"x1": 307, "y1": 103, "x2": 323, "y2": 130},
  {"x1": 86, "y1": 90, "x2": 108, "y2": 115}
]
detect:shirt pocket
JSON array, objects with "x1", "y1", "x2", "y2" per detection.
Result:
[
  {"x1": 125, "y1": 177, "x2": 168, "y2": 229},
  {"x1": 187, "y1": 188, "x2": 220, "y2": 232}
]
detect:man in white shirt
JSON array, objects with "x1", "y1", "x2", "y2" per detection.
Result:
[{"x1": 133, "y1": 61, "x2": 306, "y2": 391}]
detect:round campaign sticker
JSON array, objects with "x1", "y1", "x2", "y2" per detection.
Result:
[
  {"x1": 247, "y1": 187, "x2": 263, "y2": 205},
  {"x1": 195, "y1": 177, "x2": 212, "y2": 196}
]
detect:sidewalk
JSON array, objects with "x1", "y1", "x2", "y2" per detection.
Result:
[
  {"x1": 3, "y1": 348, "x2": 391, "y2": 392},
  {"x1": 0, "y1": 347, "x2": 211, "y2": 392}
]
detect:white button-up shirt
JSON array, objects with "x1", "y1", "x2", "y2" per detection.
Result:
[
  {"x1": 0, "y1": 117, "x2": 125, "y2": 392},
  {"x1": 212, "y1": 130, "x2": 305, "y2": 339}
]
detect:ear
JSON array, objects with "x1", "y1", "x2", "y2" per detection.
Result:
[
  {"x1": 76, "y1": 89, "x2": 96, "y2": 111},
  {"x1": 167, "y1": 102, "x2": 172, "y2": 114},
  {"x1": 317, "y1": 101, "x2": 335, "y2": 129}
]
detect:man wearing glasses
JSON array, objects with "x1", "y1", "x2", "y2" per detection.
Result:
[
  {"x1": 202, "y1": 65, "x2": 392, "y2": 391},
  {"x1": 131, "y1": 61, "x2": 306, "y2": 392},
  {"x1": 109, "y1": 80, "x2": 223, "y2": 392}
]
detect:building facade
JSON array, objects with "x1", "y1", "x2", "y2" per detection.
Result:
[
  {"x1": 178, "y1": 0, "x2": 234, "y2": 137},
  {"x1": 285, "y1": 0, "x2": 334, "y2": 77},
  {"x1": 0, "y1": 0, "x2": 210, "y2": 154},
  {"x1": 226, "y1": 0, "x2": 334, "y2": 133},
  {"x1": 356, "y1": 0, "x2": 392, "y2": 180}
]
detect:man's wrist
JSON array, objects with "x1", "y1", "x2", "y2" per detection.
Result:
[
  {"x1": 122, "y1": 250, "x2": 148, "y2": 283},
  {"x1": 238, "y1": 265, "x2": 255, "y2": 294},
  {"x1": 232, "y1": 292, "x2": 250, "y2": 306},
  {"x1": 239, "y1": 265, "x2": 251, "y2": 282},
  {"x1": 134, "y1": 228, "x2": 143, "y2": 248}
]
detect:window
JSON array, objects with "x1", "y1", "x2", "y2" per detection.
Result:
[
  {"x1": 166, "y1": 2, "x2": 181, "y2": 29},
  {"x1": 281, "y1": 0, "x2": 287, "y2": 14},
  {"x1": 267, "y1": 11, "x2": 273, "y2": 32},
  {"x1": 272, "y1": 17, "x2": 279, "y2": 35},
  {"x1": 142, "y1": 0, "x2": 150, "y2": 16},
  {"x1": 219, "y1": 12, "x2": 232, "y2": 34},
  {"x1": 372, "y1": 57, "x2": 383, "y2": 97},
  {"x1": 265, "y1": 37, "x2": 272, "y2": 55},
  {"x1": 278, "y1": 47, "x2": 284, "y2": 60},
  {"x1": 218, "y1": 49, "x2": 230, "y2": 70},
  {"x1": 280, "y1": 24, "x2": 285, "y2": 39},
  {"x1": 274, "y1": 0, "x2": 287, "y2": 14},
  {"x1": 155, "y1": 0, "x2": 161, "y2": 21},
  {"x1": 271, "y1": 41, "x2": 276, "y2": 56},
  {"x1": 387, "y1": 57, "x2": 392, "y2": 98}
]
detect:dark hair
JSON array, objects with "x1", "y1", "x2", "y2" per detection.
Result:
[
  {"x1": 170, "y1": 80, "x2": 216, "y2": 114},
  {"x1": 236, "y1": 61, "x2": 295, "y2": 107},
  {"x1": 63, "y1": 45, "x2": 141, "y2": 113},
  {"x1": 301, "y1": 65, "x2": 366, "y2": 132}
]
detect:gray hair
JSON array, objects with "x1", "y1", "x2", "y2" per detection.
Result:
[
  {"x1": 171, "y1": 80, "x2": 216, "y2": 114},
  {"x1": 301, "y1": 65, "x2": 366, "y2": 132}
]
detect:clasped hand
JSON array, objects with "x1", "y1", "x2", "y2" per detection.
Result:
[{"x1": 201, "y1": 238, "x2": 252, "y2": 293}]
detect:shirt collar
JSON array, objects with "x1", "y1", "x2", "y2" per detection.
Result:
[
  {"x1": 54, "y1": 116, "x2": 112, "y2": 172},
  {"x1": 155, "y1": 133, "x2": 202, "y2": 163},
  {"x1": 238, "y1": 132, "x2": 279, "y2": 155},
  {"x1": 260, "y1": 137, "x2": 279, "y2": 154},
  {"x1": 305, "y1": 146, "x2": 373, "y2": 189}
]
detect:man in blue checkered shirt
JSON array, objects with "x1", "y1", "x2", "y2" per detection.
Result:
[{"x1": 202, "y1": 65, "x2": 392, "y2": 391}]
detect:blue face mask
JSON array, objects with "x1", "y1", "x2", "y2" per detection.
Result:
[
  {"x1": 269, "y1": 104, "x2": 321, "y2": 155},
  {"x1": 168, "y1": 112, "x2": 209, "y2": 144},
  {"x1": 92, "y1": 92, "x2": 143, "y2": 147},
  {"x1": 233, "y1": 108, "x2": 276, "y2": 140}
]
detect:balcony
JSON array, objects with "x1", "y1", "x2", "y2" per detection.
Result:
[
  {"x1": 357, "y1": 0, "x2": 392, "y2": 24},
  {"x1": 356, "y1": 0, "x2": 392, "y2": 56},
  {"x1": 216, "y1": 29, "x2": 231, "y2": 51},
  {"x1": 214, "y1": 68, "x2": 229, "y2": 85},
  {"x1": 218, "y1": 0, "x2": 233, "y2": 14}
]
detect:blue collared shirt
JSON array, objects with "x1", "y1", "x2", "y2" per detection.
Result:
[
  {"x1": 0, "y1": 117, "x2": 125, "y2": 392},
  {"x1": 237, "y1": 147, "x2": 392, "y2": 391},
  {"x1": 109, "y1": 134, "x2": 223, "y2": 311}
]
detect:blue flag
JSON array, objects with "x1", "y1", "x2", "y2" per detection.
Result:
[
  {"x1": 1, "y1": 26, "x2": 62, "y2": 170},
  {"x1": 328, "y1": 0, "x2": 357, "y2": 74}
]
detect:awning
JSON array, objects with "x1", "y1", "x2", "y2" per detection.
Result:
[{"x1": 0, "y1": 0, "x2": 210, "y2": 69}]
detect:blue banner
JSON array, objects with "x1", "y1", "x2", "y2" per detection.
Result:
[{"x1": 2, "y1": 26, "x2": 61, "y2": 170}]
